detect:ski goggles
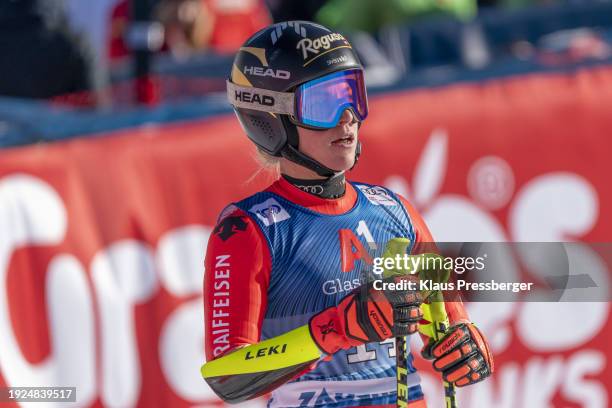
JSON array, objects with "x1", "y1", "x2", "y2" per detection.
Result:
[{"x1": 227, "y1": 68, "x2": 368, "y2": 129}]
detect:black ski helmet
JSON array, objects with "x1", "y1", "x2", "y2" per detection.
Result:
[{"x1": 228, "y1": 21, "x2": 364, "y2": 177}]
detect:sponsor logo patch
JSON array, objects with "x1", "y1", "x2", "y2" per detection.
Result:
[
  {"x1": 356, "y1": 185, "x2": 397, "y2": 206},
  {"x1": 317, "y1": 319, "x2": 338, "y2": 341},
  {"x1": 239, "y1": 48, "x2": 291, "y2": 80},
  {"x1": 270, "y1": 21, "x2": 307, "y2": 44},
  {"x1": 295, "y1": 184, "x2": 324, "y2": 195},
  {"x1": 296, "y1": 33, "x2": 348, "y2": 59},
  {"x1": 326, "y1": 55, "x2": 348, "y2": 66},
  {"x1": 436, "y1": 330, "x2": 464, "y2": 356},
  {"x1": 213, "y1": 216, "x2": 248, "y2": 241},
  {"x1": 369, "y1": 309, "x2": 389, "y2": 337},
  {"x1": 243, "y1": 66, "x2": 291, "y2": 79},
  {"x1": 244, "y1": 343, "x2": 288, "y2": 360},
  {"x1": 249, "y1": 198, "x2": 291, "y2": 226},
  {"x1": 234, "y1": 90, "x2": 275, "y2": 106}
]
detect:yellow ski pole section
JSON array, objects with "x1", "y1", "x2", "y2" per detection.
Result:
[
  {"x1": 380, "y1": 238, "x2": 412, "y2": 408},
  {"x1": 422, "y1": 291, "x2": 458, "y2": 408},
  {"x1": 415, "y1": 253, "x2": 457, "y2": 408},
  {"x1": 201, "y1": 325, "x2": 321, "y2": 378},
  {"x1": 380, "y1": 239, "x2": 457, "y2": 408}
]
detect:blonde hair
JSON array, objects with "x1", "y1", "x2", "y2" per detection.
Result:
[
  {"x1": 246, "y1": 148, "x2": 281, "y2": 184},
  {"x1": 255, "y1": 148, "x2": 281, "y2": 170}
]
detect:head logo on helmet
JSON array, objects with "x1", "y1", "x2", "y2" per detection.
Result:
[
  {"x1": 228, "y1": 21, "x2": 366, "y2": 177},
  {"x1": 234, "y1": 89, "x2": 275, "y2": 106},
  {"x1": 240, "y1": 47, "x2": 291, "y2": 80}
]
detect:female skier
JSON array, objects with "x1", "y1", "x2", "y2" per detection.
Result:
[{"x1": 201, "y1": 21, "x2": 493, "y2": 407}]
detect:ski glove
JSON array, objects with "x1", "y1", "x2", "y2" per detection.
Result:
[
  {"x1": 422, "y1": 322, "x2": 494, "y2": 387},
  {"x1": 309, "y1": 275, "x2": 423, "y2": 355}
]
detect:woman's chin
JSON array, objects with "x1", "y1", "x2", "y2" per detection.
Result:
[{"x1": 323, "y1": 155, "x2": 356, "y2": 173}]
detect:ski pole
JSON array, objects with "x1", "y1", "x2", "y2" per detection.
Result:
[
  {"x1": 380, "y1": 239, "x2": 457, "y2": 408},
  {"x1": 418, "y1": 256, "x2": 457, "y2": 408},
  {"x1": 379, "y1": 238, "x2": 414, "y2": 408},
  {"x1": 420, "y1": 289, "x2": 457, "y2": 408}
]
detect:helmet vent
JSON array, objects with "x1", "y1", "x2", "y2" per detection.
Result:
[{"x1": 249, "y1": 117, "x2": 274, "y2": 138}]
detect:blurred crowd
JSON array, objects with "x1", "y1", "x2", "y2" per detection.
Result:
[{"x1": 0, "y1": 0, "x2": 607, "y2": 105}]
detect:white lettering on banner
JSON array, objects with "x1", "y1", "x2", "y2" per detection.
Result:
[
  {"x1": 91, "y1": 241, "x2": 158, "y2": 408},
  {"x1": 0, "y1": 174, "x2": 96, "y2": 407},
  {"x1": 523, "y1": 356, "x2": 564, "y2": 407},
  {"x1": 47, "y1": 255, "x2": 97, "y2": 407},
  {"x1": 509, "y1": 173, "x2": 598, "y2": 241},
  {"x1": 0, "y1": 174, "x2": 232, "y2": 405},
  {"x1": 564, "y1": 351, "x2": 607, "y2": 408},
  {"x1": 467, "y1": 156, "x2": 515, "y2": 210},
  {"x1": 457, "y1": 351, "x2": 607, "y2": 408},
  {"x1": 160, "y1": 298, "x2": 214, "y2": 400},
  {"x1": 383, "y1": 128, "x2": 608, "y2": 408},
  {"x1": 157, "y1": 225, "x2": 211, "y2": 297},
  {"x1": 385, "y1": 129, "x2": 607, "y2": 349}
]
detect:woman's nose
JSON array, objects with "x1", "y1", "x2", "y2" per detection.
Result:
[{"x1": 337, "y1": 108, "x2": 356, "y2": 126}]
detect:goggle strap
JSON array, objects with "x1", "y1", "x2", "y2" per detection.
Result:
[{"x1": 226, "y1": 81, "x2": 294, "y2": 115}]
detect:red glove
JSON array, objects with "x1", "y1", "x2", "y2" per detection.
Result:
[
  {"x1": 309, "y1": 276, "x2": 422, "y2": 355},
  {"x1": 422, "y1": 323, "x2": 494, "y2": 387}
]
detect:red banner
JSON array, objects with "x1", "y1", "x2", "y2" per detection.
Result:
[{"x1": 0, "y1": 66, "x2": 611, "y2": 407}]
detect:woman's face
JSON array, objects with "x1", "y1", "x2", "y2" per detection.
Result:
[{"x1": 296, "y1": 109, "x2": 360, "y2": 173}]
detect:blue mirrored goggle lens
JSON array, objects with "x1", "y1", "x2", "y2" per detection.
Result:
[{"x1": 296, "y1": 69, "x2": 368, "y2": 129}]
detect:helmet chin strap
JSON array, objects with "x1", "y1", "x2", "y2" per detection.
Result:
[
  {"x1": 281, "y1": 144, "x2": 337, "y2": 178},
  {"x1": 280, "y1": 116, "x2": 361, "y2": 178}
]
